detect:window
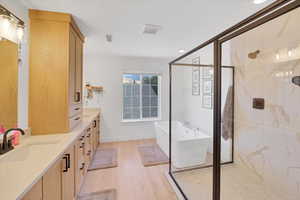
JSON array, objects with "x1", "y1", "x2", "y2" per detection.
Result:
[{"x1": 122, "y1": 73, "x2": 161, "y2": 122}]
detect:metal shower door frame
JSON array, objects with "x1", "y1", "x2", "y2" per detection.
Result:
[{"x1": 168, "y1": 0, "x2": 300, "y2": 200}]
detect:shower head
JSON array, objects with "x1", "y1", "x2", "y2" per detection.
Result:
[
  {"x1": 248, "y1": 50, "x2": 260, "y2": 59},
  {"x1": 292, "y1": 76, "x2": 300, "y2": 86}
]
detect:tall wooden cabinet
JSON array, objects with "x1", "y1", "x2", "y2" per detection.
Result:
[{"x1": 29, "y1": 10, "x2": 85, "y2": 135}]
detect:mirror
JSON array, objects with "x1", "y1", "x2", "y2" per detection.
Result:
[{"x1": 0, "y1": 39, "x2": 18, "y2": 129}]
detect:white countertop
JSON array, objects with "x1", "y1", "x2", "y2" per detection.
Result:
[{"x1": 0, "y1": 108, "x2": 100, "y2": 200}]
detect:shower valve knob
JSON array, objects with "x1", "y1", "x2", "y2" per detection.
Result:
[{"x1": 292, "y1": 76, "x2": 300, "y2": 87}]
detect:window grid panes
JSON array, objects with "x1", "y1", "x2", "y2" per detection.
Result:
[{"x1": 123, "y1": 74, "x2": 160, "y2": 121}]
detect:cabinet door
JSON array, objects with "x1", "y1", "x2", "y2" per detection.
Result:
[
  {"x1": 69, "y1": 28, "x2": 77, "y2": 105},
  {"x1": 92, "y1": 119, "x2": 97, "y2": 151},
  {"x1": 86, "y1": 127, "x2": 92, "y2": 160},
  {"x1": 62, "y1": 145, "x2": 75, "y2": 200},
  {"x1": 96, "y1": 116, "x2": 100, "y2": 146},
  {"x1": 92, "y1": 127, "x2": 97, "y2": 153},
  {"x1": 75, "y1": 134, "x2": 85, "y2": 195},
  {"x1": 21, "y1": 179, "x2": 43, "y2": 200},
  {"x1": 43, "y1": 158, "x2": 62, "y2": 200},
  {"x1": 75, "y1": 36, "x2": 83, "y2": 103}
]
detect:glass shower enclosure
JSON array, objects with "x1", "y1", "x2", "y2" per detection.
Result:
[{"x1": 167, "y1": 0, "x2": 300, "y2": 200}]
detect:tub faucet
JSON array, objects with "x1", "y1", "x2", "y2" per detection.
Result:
[
  {"x1": 0, "y1": 128, "x2": 25, "y2": 155},
  {"x1": 183, "y1": 121, "x2": 190, "y2": 127}
]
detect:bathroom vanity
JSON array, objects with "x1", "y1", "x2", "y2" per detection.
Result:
[{"x1": 0, "y1": 109, "x2": 100, "y2": 200}]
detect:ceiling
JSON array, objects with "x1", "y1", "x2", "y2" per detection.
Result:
[{"x1": 21, "y1": 0, "x2": 275, "y2": 58}]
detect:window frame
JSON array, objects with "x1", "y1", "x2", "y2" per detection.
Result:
[{"x1": 121, "y1": 73, "x2": 162, "y2": 123}]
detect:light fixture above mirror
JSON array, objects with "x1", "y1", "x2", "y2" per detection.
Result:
[{"x1": 0, "y1": 5, "x2": 25, "y2": 43}]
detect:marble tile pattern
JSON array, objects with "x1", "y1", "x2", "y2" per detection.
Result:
[
  {"x1": 230, "y1": 7, "x2": 300, "y2": 200},
  {"x1": 174, "y1": 164, "x2": 286, "y2": 200}
]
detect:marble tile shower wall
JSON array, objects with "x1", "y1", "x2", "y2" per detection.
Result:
[{"x1": 230, "y1": 7, "x2": 300, "y2": 200}]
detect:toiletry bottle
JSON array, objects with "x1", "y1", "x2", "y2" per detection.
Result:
[
  {"x1": 13, "y1": 131, "x2": 20, "y2": 146},
  {"x1": 12, "y1": 125, "x2": 21, "y2": 146},
  {"x1": 0, "y1": 125, "x2": 5, "y2": 134}
]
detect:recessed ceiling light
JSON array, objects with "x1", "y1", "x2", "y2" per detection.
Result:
[
  {"x1": 179, "y1": 49, "x2": 185, "y2": 53},
  {"x1": 253, "y1": 0, "x2": 268, "y2": 4}
]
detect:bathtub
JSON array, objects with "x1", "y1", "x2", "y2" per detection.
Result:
[{"x1": 154, "y1": 121, "x2": 211, "y2": 169}]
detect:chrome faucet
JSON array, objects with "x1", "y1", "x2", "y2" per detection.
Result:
[{"x1": 0, "y1": 128, "x2": 25, "y2": 155}]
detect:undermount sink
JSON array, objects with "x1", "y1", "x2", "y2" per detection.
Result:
[
  {"x1": 0, "y1": 140, "x2": 60, "y2": 162},
  {"x1": 25, "y1": 140, "x2": 60, "y2": 146}
]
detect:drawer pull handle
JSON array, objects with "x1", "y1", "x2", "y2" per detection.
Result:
[
  {"x1": 66, "y1": 153, "x2": 71, "y2": 169},
  {"x1": 75, "y1": 117, "x2": 80, "y2": 121},
  {"x1": 87, "y1": 150, "x2": 91, "y2": 156},
  {"x1": 75, "y1": 108, "x2": 80, "y2": 111},
  {"x1": 80, "y1": 163, "x2": 85, "y2": 170},
  {"x1": 80, "y1": 142, "x2": 85, "y2": 148},
  {"x1": 75, "y1": 92, "x2": 81, "y2": 102},
  {"x1": 63, "y1": 155, "x2": 68, "y2": 172}
]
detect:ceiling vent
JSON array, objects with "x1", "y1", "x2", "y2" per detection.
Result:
[
  {"x1": 106, "y1": 34, "x2": 112, "y2": 42},
  {"x1": 143, "y1": 24, "x2": 162, "y2": 35}
]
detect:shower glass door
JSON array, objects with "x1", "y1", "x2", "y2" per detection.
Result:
[
  {"x1": 169, "y1": 43, "x2": 216, "y2": 200},
  {"x1": 220, "y1": 6, "x2": 300, "y2": 200}
]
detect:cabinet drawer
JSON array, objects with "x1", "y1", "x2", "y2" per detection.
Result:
[
  {"x1": 69, "y1": 103, "x2": 82, "y2": 117},
  {"x1": 69, "y1": 114, "x2": 82, "y2": 130}
]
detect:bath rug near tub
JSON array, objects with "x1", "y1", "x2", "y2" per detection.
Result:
[
  {"x1": 78, "y1": 189, "x2": 117, "y2": 200},
  {"x1": 88, "y1": 148, "x2": 118, "y2": 171},
  {"x1": 138, "y1": 144, "x2": 169, "y2": 167}
]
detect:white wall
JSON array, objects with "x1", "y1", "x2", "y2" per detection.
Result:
[
  {"x1": 83, "y1": 54, "x2": 171, "y2": 142},
  {"x1": 171, "y1": 43, "x2": 233, "y2": 160},
  {"x1": 0, "y1": 0, "x2": 29, "y2": 129}
]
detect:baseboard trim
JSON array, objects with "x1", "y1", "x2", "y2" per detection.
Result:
[{"x1": 101, "y1": 136, "x2": 155, "y2": 143}]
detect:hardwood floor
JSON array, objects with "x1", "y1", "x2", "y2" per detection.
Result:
[{"x1": 80, "y1": 139, "x2": 178, "y2": 200}]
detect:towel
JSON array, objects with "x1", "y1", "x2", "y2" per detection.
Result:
[{"x1": 222, "y1": 86, "x2": 233, "y2": 140}]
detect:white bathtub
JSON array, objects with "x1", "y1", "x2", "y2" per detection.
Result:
[{"x1": 155, "y1": 121, "x2": 211, "y2": 168}]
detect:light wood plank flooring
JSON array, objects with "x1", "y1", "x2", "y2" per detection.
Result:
[{"x1": 80, "y1": 139, "x2": 178, "y2": 200}]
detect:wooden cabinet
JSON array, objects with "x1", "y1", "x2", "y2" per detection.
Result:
[
  {"x1": 62, "y1": 145, "x2": 75, "y2": 200},
  {"x1": 22, "y1": 114, "x2": 101, "y2": 200},
  {"x1": 43, "y1": 145, "x2": 76, "y2": 200},
  {"x1": 43, "y1": 158, "x2": 62, "y2": 200},
  {"x1": 21, "y1": 179, "x2": 43, "y2": 200},
  {"x1": 74, "y1": 117, "x2": 99, "y2": 196},
  {"x1": 29, "y1": 10, "x2": 85, "y2": 135},
  {"x1": 91, "y1": 118, "x2": 100, "y2": 152},
  {"x1": 75, "y1": 37, "x2": 83, "y2": 104},
  {"x1": 85, "y1": 127, "x2": 92, "y2": 166},
  {"x1": 69, "y1": 28, "x2": 77, "y2": 106},
  {"x1": 75, "y1": 132, "x2": 85, "y2": 195}
]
